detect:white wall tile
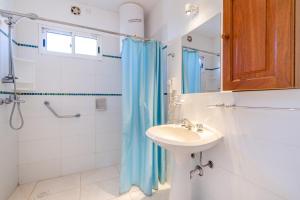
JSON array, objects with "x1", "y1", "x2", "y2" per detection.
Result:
[
  {"x1": 96, "y1": 133, "x2": 121, "y2": 153},
  {"x1": 19, "y1": 139, "x2": 60, "y2": 164},
  {"x1": 61, "y1": 74, "x2": 95, "y2": 93},
  {"x1": 98, "y1": 57, "x2": 121, "y2": 71},
  {"x1": 105, "y1": 96, "x2": 122, "y2": 112},
  {"x1": 94, "y1": 76, "x2": 122, "y2": 93},
  {"x1": 0, "y1": 15, "x2": 19, "y2": 200},
  {"x1": 15, "y1": 19, "x2": 39, "y2": 46},
  {"x1": 181, "y1": 90, "x2": 300, "y2": 200},
  {"x1": 95, "y1": 111, "x2": 122, "y2": 135},
  {"x1": 238, "y1": 178, "x2": 284, "y2": 200},
  {"x1": 238, "y1": 138, "x2": 300, "y2": 199},
  {"x1": 60, "y1": 57, "x2": 97, "y2": 77},
  {"x1": 60, "y1": 96, "x2": 95, "y2": 116},
  {"x1": 0, "y1": 122, "x2": 18, "y2": 200},
  {"x1": 95, "y1": 150, "x2": 121, "y2": 168},
  {"x1": 16, "y1": 47, "x2": 38, "y2": 61},
  {"x1": 61, "y1": 132, "x2": 94, "y2": 157},
  {"x1": 35, "y1": 55, "x2": 62, "y2": 92},
  {"x1": 17, "y1": 117, "x2": 60, "y2": 142},
  {"x1": 94, "y1": 57, "x2": 122, "y2": 93},
  {"x1": 61, "y1": 154, "x2": 95, "y2": 176},
  {"x1": 102, "y1": 36, "x2": 120, "y2": 56},
  {"x1": 19, "y1": 159, "x2": 61, "y2": 184}
]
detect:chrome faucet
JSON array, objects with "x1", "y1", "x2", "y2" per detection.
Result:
[
  {"x1": 181, "y1": 118, "x2": 194, "y2": 130},
  {"x1": 181, "y1": 118, "x2": 204, "y2": 132}
]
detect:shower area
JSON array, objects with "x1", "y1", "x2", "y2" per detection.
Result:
[{"x1": 0, "y1": 1, "x2": 168, "y2": 200}]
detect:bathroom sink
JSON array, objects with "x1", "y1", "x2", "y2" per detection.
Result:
[
  {"x1": 146, "y1": 124, "x2": 223, "y2": 200},
  {"x1": 146, "y1": 124, "x2": 223, "y2": 154}
]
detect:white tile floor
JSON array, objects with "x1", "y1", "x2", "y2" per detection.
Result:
[{"x1": 8, "y1": 165, "x2": 170, "y2": 200}]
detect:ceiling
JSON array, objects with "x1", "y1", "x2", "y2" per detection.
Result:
[
  {"x1": 73, "y1": 0, "x2": 160, "y2": 13},
  {"x1": 192, "y1": 14, "x2": 221, "y2": 38}
]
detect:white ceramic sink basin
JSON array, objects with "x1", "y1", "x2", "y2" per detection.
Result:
[
  {"x1": 146, "y1": 124, "x2": 223, "y2": 200},
  {"x1": 146, "y1": 124, "x2": 222, "y2": 154}
]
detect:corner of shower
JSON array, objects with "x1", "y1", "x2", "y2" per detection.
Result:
[{"x1": 0, "y1": 14, "x2": 26, "y2": 130}]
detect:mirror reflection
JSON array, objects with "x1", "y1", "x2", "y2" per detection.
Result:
[{"x1": 181, "y1": 14, "x2": 221, "y2": 94}]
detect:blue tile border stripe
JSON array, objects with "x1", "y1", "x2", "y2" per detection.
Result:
[
  {"x1": 0, "y1": 91, "x2": 168, "y2": 96},
  {"x1": 0, "y1": 28, "x2": 121, "y2": 58},
  {"x1": 103, "y1": 54, "x2": 122, "y2": 59},
  {"x1": 14, "y1": 41, "x2": 39, "y2": 48},
  {"x1": 0, "y1": 91, "x2": 122, "y2": 96},
  {"x1": 0, "y1": 29, "x2": 39, "y2": 48},
  {"x1": 0, "y1": 29, "x2": 8, "y2": 37}
]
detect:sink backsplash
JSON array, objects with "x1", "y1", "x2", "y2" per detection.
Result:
[{"x1": 180, "y1": 90, "x2": 300, "y2": 200}]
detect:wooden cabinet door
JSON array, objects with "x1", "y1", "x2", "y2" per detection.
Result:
[{"x1": 223, "y1": 0, "x2": 295, "y2": 91}]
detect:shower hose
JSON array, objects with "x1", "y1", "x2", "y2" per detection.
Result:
[{"x1": 7, "y1": 21, "x2": 25, "y2": 130}]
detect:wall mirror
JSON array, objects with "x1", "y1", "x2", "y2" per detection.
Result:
[{"x1": 181, "y1": 13, "x2": 221, "y2": 94}]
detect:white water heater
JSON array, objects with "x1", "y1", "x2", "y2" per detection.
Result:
[{"x1": 119, "y1": 3, "x2": 144, "y2": 50}]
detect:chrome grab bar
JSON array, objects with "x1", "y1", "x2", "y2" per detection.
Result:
[{"x1": 44, "y1": 101, "x2": 81, "y2": 118}]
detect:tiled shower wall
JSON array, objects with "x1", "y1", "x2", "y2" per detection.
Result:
[
  {"x1": 0, "y1": 0, "x2": 123, "y2": 184},
  {"x1": 0, "y1": 2, "x2": 19, "y2": 200}
]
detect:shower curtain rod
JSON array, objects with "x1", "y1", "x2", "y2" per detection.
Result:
[
  {"x1": 0, "y1": 9, "x2": 150, "y2": 41},
  {"x1": 183, "y1": 46, "x2": 220, "y2": 57}
]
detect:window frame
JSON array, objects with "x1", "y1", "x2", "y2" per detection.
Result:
[{"x1": 40, "y1": 25, "x2": 103, "y2": 61}]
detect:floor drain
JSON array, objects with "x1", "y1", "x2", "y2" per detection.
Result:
[{"x1": 36, "y1": 192, "x2": 49, "y2": 199}]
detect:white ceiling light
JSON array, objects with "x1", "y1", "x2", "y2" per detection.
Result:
[{"x1": 185, "y1": 3, "x2": 199, "y2": 16}]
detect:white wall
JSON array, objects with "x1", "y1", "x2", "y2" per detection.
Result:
[
  {"x1": 6, "y1": 0, "x2": 122, "y2": 184},
  {"x1": 145, "y1": 0, "x2": 168, "y2": 41},
  {"x1": 183, "y1": 91, "x2": 300, "y2": 200},
  {"x1": 14, "y1": 0, "x2": 119, "y2": 33},
  {"x1": 0, "y1": 2, "x2": 19, "y2": 200},
  {"x1": 146, "y1": 0, "x2": 221, "y2": 42},
  {"x1": 147, "y1": 0, "x2": 300, "y2": 199},
  {"x1": 0, "y1": 0, "x2": 13, "y2": 11}
]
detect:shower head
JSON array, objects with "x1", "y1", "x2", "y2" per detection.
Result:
[
  {"x1": 3, "y1": 16, "x2": 23, "y2": 26},
  {"x1": 1, "y1": 12, "x2": 39, "y2": 25}
]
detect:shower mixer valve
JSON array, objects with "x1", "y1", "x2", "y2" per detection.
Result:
[
  {"x1": 0, "y1": 96, "x2": 13, "y2": 105},
  {"x1": 0, "y1": 95, "x2": 26, "y2": 105},
  {"x1": 5, "y1": 97, "x2": 13, "y2": 104}
]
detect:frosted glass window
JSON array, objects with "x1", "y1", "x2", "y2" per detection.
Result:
[
  {"x1": 41, "y1": 26, "x2": 102, "y2": 60},
  {"x1": 46, "y1": 32, "x2": 72, "y2": 54},
  {"x1": 75, "y1": 36, "x2": 98, "y2": 56}
]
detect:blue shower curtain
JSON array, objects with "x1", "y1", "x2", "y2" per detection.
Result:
[
  {"x1": 182, "y1": 49, "x2": 201, "y2": 93},
  {"x1": 120, "y1": 38, "x2": 166, "y2": 196}
]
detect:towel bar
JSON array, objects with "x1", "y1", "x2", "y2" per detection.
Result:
[{"x1": 208, "y1": 104, "x2": 300, "y2": 111}]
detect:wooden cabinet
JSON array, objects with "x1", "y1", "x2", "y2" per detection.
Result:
[{"x1": 223, "y1": 0, "x2": 295, "y2": 91}]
